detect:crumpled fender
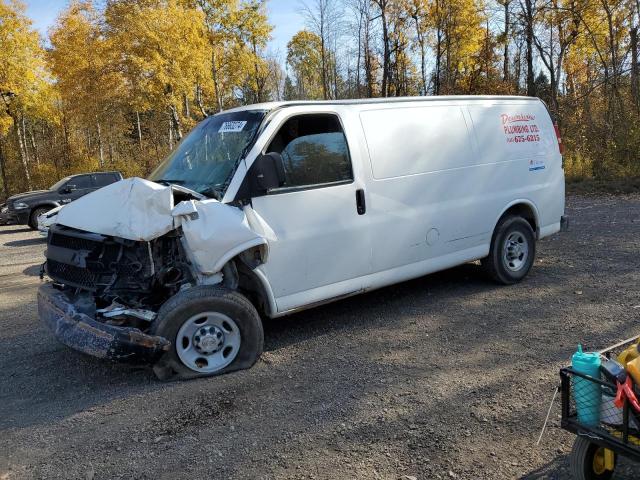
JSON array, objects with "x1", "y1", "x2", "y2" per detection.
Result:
[{"x1": 172, "y1": 199, "x2": 270, "y2": 274}]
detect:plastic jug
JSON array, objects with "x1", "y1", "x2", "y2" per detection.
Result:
[{"x1": 572, "y1": 345, "x2": 602, "y2": 426}]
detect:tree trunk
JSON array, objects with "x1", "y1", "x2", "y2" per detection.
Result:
[
  {"x1": 96, "y1": 120, "x2": 104, "y2": 168},
  {"x1": 196, "y1": 84, "x2": 208, "y2": 117},
  {"x1": 183, "y1": 93, "x2": 190, "y2": 118},
  {"x1": 20, "y1": 115, "x2": 30, "y2": 166},
  {"x1": 168, "y1": 117, "x2": 174, "y2": 151},
  {"x1": 136, "y1": 111, "x2": 143, "y2": 148},
  {"x1": 29, "y1": 127, "x2": 39, "y2": 166},
  {"x1": 525, "y1": 0, "x2": 536, "y2": 96},
  {"x1": 503, "y1": 0, "x2": 510, "y2": 82},
  {"x1": 13, "y1": 119, "x2": 32, "y2": 190},
  {"x1": 435, "y1": 0, "x2": 443, "y2": 95},
  {"x1": 631, "y1": 26, "x2": 639, "y2": 112},
  {"x1": 413, "y1": 9, "x2": 428, "y2": 95},
  {"x1": 252, "y1": 38, "x2": 263, "y2": 103},
  {"x1": 170, "y1": 105, "x2": 183, "y2": 141},
  {"x1": 378, "y1": 1, "x2": 390, "y2": 97},
  {"x1": 0, "y1": 137, "x2": 9, "y2": 199},
  {"x1": 211, "y1": 51, "x2": 223, "y2": 112}
]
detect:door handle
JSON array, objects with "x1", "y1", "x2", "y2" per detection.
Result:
[{"x1": 355, "y1": 188, "x2": 366, "y2": 215}]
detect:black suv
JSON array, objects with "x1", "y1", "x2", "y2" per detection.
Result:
[{"x1": 0, "y1": 172, "x2": 123, "y2": 229}]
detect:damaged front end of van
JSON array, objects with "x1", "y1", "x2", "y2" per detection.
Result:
[
  {"x1": 37, "y1": 109, "x2": 278, "y2": 379},
  {"x1": 38, "y1": 177, "x2": 271, "y2": 365}
]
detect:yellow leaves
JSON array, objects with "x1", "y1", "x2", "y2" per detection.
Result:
[
  {"x1": 0, "y1": 0, "x2": 51, "y2": 134},
  {"x1": 105, "y1": 0, "x2": 212, "y2": 112},
  {"x1": 287, "y1": 30, "x2": 324, "y2": 100}
]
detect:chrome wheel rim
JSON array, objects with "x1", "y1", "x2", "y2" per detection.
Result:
[
  {"x1": 502, "y1": 231, "x2": 529, "y2": 272},
  {"x1": 176, "y1": 312, "x2": 241, "y2": 373}
]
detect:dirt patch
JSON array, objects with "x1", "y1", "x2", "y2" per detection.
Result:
[{"x1": 0, "y1": 196, "x2": 639, "y2": 479}]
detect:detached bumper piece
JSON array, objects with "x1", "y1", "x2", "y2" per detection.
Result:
[{"x1": 38, "y1": 283, "x2": 170, "y2": 364}]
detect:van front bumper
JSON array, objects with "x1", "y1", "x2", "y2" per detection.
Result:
[{"x1": 38, "y1": 283, "x2": 170, "y2": 364}]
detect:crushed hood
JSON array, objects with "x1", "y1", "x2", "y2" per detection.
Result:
[
  {"x1": 54, "y1": 177, "x2": 272, "y2": 275},
  {"x1": 55, "y1": 178, "x2": 175, "y2": 241}
]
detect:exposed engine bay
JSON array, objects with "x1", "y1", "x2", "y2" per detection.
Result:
[{"x1": 45, "y1": 224, "x2": 194, "y2": 314}]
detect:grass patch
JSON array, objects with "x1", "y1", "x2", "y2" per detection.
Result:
[{"x1": 566, "y1": 177, "x2": 640, "y2": 195}]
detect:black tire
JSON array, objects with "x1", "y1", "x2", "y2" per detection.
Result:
[
  {"x1": 570, "y1": 437, "x2": 616, "y2": 480},
  {"x1": 28, "y1": 206, "x2": 49, "y2": 230},
  {"x1": 481, "y1": 215, "x2": 536, "y2": 284},
  {"x1": 150, "y1": 285, "x2": 263, "y2": 381}
]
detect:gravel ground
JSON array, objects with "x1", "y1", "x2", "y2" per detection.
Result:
[{"x1": 0, "y1": 194, "x2": 639, "y2": 480}]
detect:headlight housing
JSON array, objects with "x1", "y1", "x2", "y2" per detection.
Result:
[{"x1": 13, "y1": 202, "x2": 29, "y2": 210}]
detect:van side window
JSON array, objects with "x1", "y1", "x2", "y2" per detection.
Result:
[{"x1": 266, "y1": 114, "x2": 352, "y2": 189}]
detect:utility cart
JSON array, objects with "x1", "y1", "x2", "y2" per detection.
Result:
[{"x1": 561, "y1": 338, "x2": 640, "y2": 480}]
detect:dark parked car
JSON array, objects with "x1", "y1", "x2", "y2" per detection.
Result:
[{"x1": 0, "y1": 171, "x2": 123, "y2": 229}]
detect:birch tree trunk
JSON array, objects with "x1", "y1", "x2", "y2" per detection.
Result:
[
  {"x1": 29, "y1": 127, "x2": 39, "y2": 166},
  {"x1": 96, "y1": 120, "x2": 104, "y2": 168},
  {"x1": 13, "y1": 119, "x2": 32, "y2": 190},
  {"x1": 136, "y1": 111, "x2": 143, "y2": 147},
  {"x1": 170, "y1": 104, "x2": 183, "y2": 141}
]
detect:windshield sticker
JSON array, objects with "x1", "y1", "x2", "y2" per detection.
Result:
[
  {"x1": 219, "y1": 121, "x2": 247, "y2": 133},
  {"x1": 528, "y1": 159, "x2": 546, "y2": 171},
  {"x1": 501, "y1": 113, "x2": 540, "y2": 144}
]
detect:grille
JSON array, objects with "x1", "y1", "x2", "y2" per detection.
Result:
[
  {"x1": 47, "y1": 259, "x2": 98, "y2": 290},
  {"x1": 49, "y1": 232, "x2": 102, "y2": 252}
]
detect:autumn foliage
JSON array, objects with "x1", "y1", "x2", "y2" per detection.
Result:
[{"x1": 0, "y1": 0, "x2": 639, "y2": 199}]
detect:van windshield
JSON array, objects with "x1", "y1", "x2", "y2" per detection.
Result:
[{"x1": 149, "y1": 110, "x2": 267, "y2": 198}]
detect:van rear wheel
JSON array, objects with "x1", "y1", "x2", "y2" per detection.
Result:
[
  {"x1": 482, "y1": 215, "x2": 536, "y2": 285},
  {"x1": 151, "y1": 285, "x2": 263, "y2": 381}
]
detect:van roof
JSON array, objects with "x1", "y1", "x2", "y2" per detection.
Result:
[{"x1": 223, "y1": 95, "x2": 541, "y2": 114}]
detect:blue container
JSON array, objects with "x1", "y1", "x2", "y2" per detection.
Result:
[{"x1": 572, "y1": 345, "x2": 602, "y2": 427}]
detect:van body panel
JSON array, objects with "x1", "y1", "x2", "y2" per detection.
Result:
[
  {"x1": 44, "y1": 96, "x2": 565, "y2": 320},
  {"x1": 249, "y1": 97, "x2": 565, "y2": 314}
]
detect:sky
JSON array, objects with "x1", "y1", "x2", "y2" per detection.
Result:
[{"x1": 23, "y1": 0, "x2": 306, "y2": 60}]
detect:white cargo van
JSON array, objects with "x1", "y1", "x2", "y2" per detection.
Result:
[{"x1": 38, "y1": 96, "x2": 566, "y2": 379}]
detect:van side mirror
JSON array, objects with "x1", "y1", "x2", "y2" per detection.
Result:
[{"x1": 250, "y1": 152, "x2": 286, "y2": 195}]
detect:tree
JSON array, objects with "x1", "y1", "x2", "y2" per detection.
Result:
[
  {"x1": 105, "y1": 0, "x2": 212, "y2": 141},
  {"x1": 50, "y1": 1, "x2": 124, "y2": 168},
  {"x1": 0, "y1": 0, "x2": 52, "y2": 192},
  {"x1": 287, "y1": 30, "x2": 325, "y2": 99}
]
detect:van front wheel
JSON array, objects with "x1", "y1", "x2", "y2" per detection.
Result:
[
  {"x1": 151, "y1": 286, "x2": 263, "y2": 381},
  {"x1": 482, "y1": 215, "x2": 536, "y2": 285}
]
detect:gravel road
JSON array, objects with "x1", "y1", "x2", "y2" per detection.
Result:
[{"x1": 1, "y1": 194, "x2": 639, "y2": 480}]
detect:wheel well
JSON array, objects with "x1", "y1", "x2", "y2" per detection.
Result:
[
  {"x1": 225, "y1": 247, "x2": 273, "y2": 318},
  {"x1": 30, "y1": 204, "x2": 56, "y2": 216},
  {"x1": 500, "y1": 203, "x2": 538, "y2": 236}
]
